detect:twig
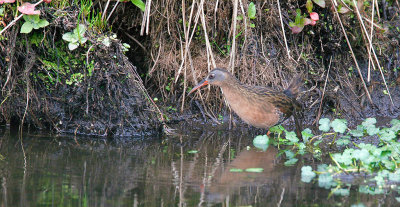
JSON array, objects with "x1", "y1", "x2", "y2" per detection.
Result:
[
  {"x1": 277, "y1": 0, "x2": 291, "y2": 60},
  {"x1": 106, "y1": 0, "x2": 120, "y2": 22},
  {"x1": 101, "y1": 0, "x2": 111, "y2": 21},
  {"x1": 352, "y1": 0, "x2": 394, "y2": 106},
  {"x1": 330, "y1": 0, "x2": 373, "y2": 105},
  {"x1": 316, "y1": 56, "x2": 332, "y2": 124},
  {"x1": 367, "y1": 0, "x2": 376, "y2": 82},
  {"x1": 199, "y1": 0, "x2": 216, "y2": 69},
  {"x1": 229, "y1": 0, "x2": 238, "y2": 73}
]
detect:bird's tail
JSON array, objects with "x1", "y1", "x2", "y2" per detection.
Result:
[{"x1": 283, "y1": 73, "x2": 303, "y2": 99}]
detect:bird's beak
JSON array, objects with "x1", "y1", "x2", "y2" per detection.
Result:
[{"x1": 188, "y1": 79, "x2": 208, "y2": 95}]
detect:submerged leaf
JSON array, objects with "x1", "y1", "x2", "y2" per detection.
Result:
[
  {"x1": 245, "y1": 168, "x2": 263, "y2": 173},
  {"x1": 229, "y1": 168, "x2": 243, "y2": 172}
]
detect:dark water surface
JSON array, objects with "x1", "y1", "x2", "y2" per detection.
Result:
[{"x1": 0, "y1": 126, "x2": 398, "y2": 207}]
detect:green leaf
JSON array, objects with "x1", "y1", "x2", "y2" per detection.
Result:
[
  {"x1": 62, "y1": 32, "x2": 78, "y2": 42},
  {"x1": 284, "y1": 158, "x2": 298, "y2": 166},
  {"x1": 336, "y1": 137, "x2": 350, "y2": 146},
  {"x1": 248, "y1": 2, "x2": 256, "y2": 19},
  {"x1": 74, "y1": 24, "x2": 86, "y2": 37},
  {"x1": 366, "y1": 125, "x2": 379, "y2": 136},
  {"x1": 312, "y1": 0, "x2": 326, "y2": 8},
  {"x1": 229, "y1": 168, "x2": 243, "y2": 172},
  {"x1": 301, "y1": 128, "x2": 313, "y2": 143},
  {"x1": 237, "y1": 15, "x2": 243, "y2": 21},
  {"x1": 350, "y1": 129, "x2": 364, "y2": 137},
  {"x1": 131, "y1": 0, "x2": 146, "y2": 11},
  {"x1": 37, "y1": 19, "x2": 49, "y2": 28},
  {"x1": 249, "y1": 23, "x2": 255, "y2": 28},
  {"x1": 319, "y1": 118, "x2": 331, "y2": 132},
  {"x1": 306, "y1": 0, "x2": 313, "y2": 13},
  {"x1": 286, "y1": 131, "x2": 299, "y2": 143},
  {"x1": 269, "y1": 125, "x2": 284, "y2": 134},
  {"x1": 68, "y1": 42, "x2": 79, "y2": 50},
  {"x1": 318, "y1": 173, "x2": 336, "y2": 189},
  {"x1": 362, "y1": 117, "x2": 377, "y2": 127},
  {"x1": 332, "y1": 188, "x2": 350, "y2": 196},
  {"x1": 331, "y1": 119, "x2": 347, "y2": 133},
  {"x1": 301, "y1": 166, "x2": 316, "y2": 183},
  {"x1": 20, "y1": 22, "x2": 33, "y2": 33},
  {"x1": 380, "y1": 128, "x2": 396, "y2": 141},
  {"x1": 390, "y1": 119, "x2": 400, "y2": 132},
  {"x1": 253, "y1": 135, "x2": 269, "y2": 151},
  {"x1": 245, "y1": 168, "x2": 263, "y2": 173}
]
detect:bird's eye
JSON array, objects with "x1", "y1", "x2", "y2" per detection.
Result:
[{"x1": 209, "y1": 73, "x2": 215, "y2": 79}]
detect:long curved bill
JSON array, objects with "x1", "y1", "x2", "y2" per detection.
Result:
[{"x1": 188, "y1": 79, "x2": 208, "y2": 95}]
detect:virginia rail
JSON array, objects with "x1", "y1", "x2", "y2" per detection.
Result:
[{"x1": 189, "y1": 68, "x2": 303, "y2": 138}]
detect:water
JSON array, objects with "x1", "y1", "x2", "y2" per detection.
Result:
[{"x1": 0, "y1": 126, "x2": 398, "y2": 206}]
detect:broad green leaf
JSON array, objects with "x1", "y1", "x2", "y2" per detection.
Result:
[
  {"x1": 331, "y1": 119, "x2": 347, "y2": 133},
  {"x1": 319, "y1": 118, "x2": 331, "y2": 132},
  {"x1": 362, "y1": 117, "x2": 376, "y2": 127},
  {"x1": 253, "y1": 135, "x2": 269, "y2": 151},
  {"x1": 350, "y1": 129, "x2": 364, "y2": 137},
  {"x1": 301, "y1": 128, "x2": 313, "y2": 143},
  {"x1": 390, "y1": 119, "x2": 400, "y2": 132},
  {"x1": 20, "y1": 22, "x2": 33, "y2": 33},
  {"x1": 62, "y1": 32, "x2": 78, "y2": 42},
  {"x1": 245, "y1": 168, "x2": 263, "y2": 173},
  {"x1": 80, "y1": 37, "x2": 88, "y2": 44},
  {"x1": 68, "y1": 42, "x2": 79, "y2": 50},
  {"x1": 37, "y1": 19, "x2": 49, "y2": 28},
  {"x1": 285, "y1": 150, "x2": 295, "y2": 159},
  {"x1": 380, "y1": 128, "x2": 396, "y2": 141},
  {"x1": 248, "y1": 2, "x2": 256, "y2": 19},
  {"x1": 312, "y1": 0, "x2": 326, "y2": 8},
  {"x1": 131, "y1": 0, "x2": 145, "y2": 11},
  {"x1": 366, "y1": 125, "x2": 379, "y2": 136},
  {"x1": 269, "y1": 125, "x2": 284, "y2": 134},
  {"x1": 318, "y1": 173, "x2": 336, "y2": 189},
  {"x1": 286, "y1": 131, "x2": 299, "y2": 143},
  {"x1": 74, "y1": 24, "x2": 86, "y2": 37},
  {"x1": 301, "y1": 166, "x2": 316, "y2": 183},
  {"x1": 284, "y1": 158, "x2": 298, "y2": 166},
  {"x1": 336, "y1": 138, "x2": 350, "y2": 146}
]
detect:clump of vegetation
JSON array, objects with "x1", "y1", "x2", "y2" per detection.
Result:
[{"x1": 252, "y1": 117, "x2": 400, "y2": 196}]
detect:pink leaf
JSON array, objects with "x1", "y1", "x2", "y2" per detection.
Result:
[
  {"x1": 310, "y1": 20, "x2": 317, "y2": 26},
  {"x1": 310, "y1": 12, "x2": 319, "y2": 21},
  {"x1": 18, "y1": 2, "x2": 40, "y2": 15},
  {"x1": 0, "y1": 0, "x2": 16, "y2": 4},
  {"x1": 304, "y1": 18, "x2": 312, "y2": 25},
  {"x1": 44, "y1": 0, "x2": 52, "y2": 3},
  {"x1": 291, "y1": 26, "x2": 304, "y2": 34}
]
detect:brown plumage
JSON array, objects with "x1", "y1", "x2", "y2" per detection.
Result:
[{"x1": 189, "y1": 68, "x2": 303, "y2": 137}]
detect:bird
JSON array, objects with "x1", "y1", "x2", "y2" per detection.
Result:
[{"x1": 188, "y1": 68, "x2": 303, "y2": 138}]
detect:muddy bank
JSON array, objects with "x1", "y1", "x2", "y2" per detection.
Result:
[{"x1": 0, "y1": 6, "x2": 160, "y2": 137}]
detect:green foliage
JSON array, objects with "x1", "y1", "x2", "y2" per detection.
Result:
[
  {"x1": 253, "y1": 134, "x2": 269, "y2": 151},
  {"x1": 331, "y1": 119, "x2": 347, "y2": 133},
  {"x1": 301, "y1": 166, "x2": 316, "y2": 183},
  {"x1": 62, "y1": 24, "x2": 87, "y2": 50},
  {"x1": 131, "y1": 0, "x2": 145, "y2": 11},
  {"x1": 319, "y1": 118, "x2": 331, "y2": 132},
  {"x1": 20, "y1": 15, "x2": 49, "y2": 34},
  {"x1": 248, "y1": 2, "x2": 256, "y2": 19}
]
